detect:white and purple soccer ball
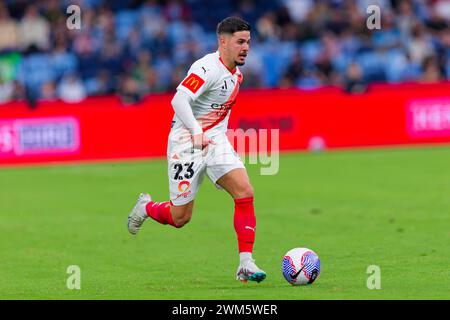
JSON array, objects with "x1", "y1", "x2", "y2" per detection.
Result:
[{"x1": 282, "y1": 248, "x2": 321, "y2": 286}]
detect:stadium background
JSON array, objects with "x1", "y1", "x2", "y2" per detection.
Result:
[{"x1": 0, "y1": 0, "x2": 449, "y2": 300}]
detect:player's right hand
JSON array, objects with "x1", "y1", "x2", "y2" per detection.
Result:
[{"x1": 192, "y1": 133, "x2": 215, "y2": 150}]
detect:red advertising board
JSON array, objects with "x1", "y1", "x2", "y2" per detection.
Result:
[
  {"x1": 1, "y1": 82, "x2": 450, "y2": 165},
  {"x1": 0, "y1": 117, "x2": 79, "y2": 157}
]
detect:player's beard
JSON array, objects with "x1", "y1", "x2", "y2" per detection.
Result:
[{"x1": 235, "y1": 53, "x2": 247, "y2": 66}]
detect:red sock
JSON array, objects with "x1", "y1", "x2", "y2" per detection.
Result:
[
  {"x1": 146, "y1": 201, "x2": 177, "y2": 227},
  {"x1": 234, "y1": 197, "x2": 256, "y2": 253}
]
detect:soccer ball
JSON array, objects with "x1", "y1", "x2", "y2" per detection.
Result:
[{"x1": 282, "y1": 248, "x2": 321, "y2": 286}]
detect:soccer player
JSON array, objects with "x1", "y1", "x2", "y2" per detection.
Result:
[{"x1": 127, "y1": 17, "x2": 266, "y2": 283}]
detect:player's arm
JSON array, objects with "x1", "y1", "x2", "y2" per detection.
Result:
[{"x1": 171, "y1": 91, "x2": 214, "y2": 149}]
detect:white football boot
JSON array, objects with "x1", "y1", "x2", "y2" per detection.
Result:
[
  {"x1": 236, "y1": 258, "x2": 267, "y2": 283},
  {"x1": 127, "y1": 193, "x2": 151, "y2": 235}
]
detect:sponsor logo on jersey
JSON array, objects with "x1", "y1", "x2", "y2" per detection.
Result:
[
  {"x1": 176, "y1": 180, "x2": 191, "y2": 199},
  {"x1": 181, "y1": 73, "x2": 205, "y2": 94},
  {"x1": 178, "y1": 181, "x2": 190, "y2": 192}
]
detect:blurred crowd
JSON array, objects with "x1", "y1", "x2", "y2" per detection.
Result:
[{"x1": 0, "y1": 0, "x2": 449, "y2": 106}]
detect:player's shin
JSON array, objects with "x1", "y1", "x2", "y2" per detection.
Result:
[{"x1": 233, "y1": 197, "x2": 256, "y2": 256}]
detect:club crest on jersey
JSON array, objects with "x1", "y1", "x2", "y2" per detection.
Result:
[{"x1": 182, "y1": 73, "x2": 205, "y2": 94}]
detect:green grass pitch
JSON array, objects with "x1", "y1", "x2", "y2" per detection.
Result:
[{"x1": 0, "y1": 146, "x2": 449, "y2": 299}]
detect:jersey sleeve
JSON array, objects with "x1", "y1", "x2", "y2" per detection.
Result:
[{"x1": 176, "y1": 64, "x2": 215, "y2": 100}]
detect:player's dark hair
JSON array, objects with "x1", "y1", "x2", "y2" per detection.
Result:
[{"x1": 217, "y1": 16, "x2": 251, "y2": 35}]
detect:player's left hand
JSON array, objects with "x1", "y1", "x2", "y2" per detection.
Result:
[{"x1": 192, "y1": 133, "x2": 216, "y2": 150}]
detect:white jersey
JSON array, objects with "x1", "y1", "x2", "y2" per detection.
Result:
[{"x1": 172, "y1": 51, "x2": 243, "y2": 138}]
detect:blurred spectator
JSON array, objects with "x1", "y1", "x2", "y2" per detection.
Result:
[
  {"x1": 434, "y1": 0, "x2": 450, "y2": 21},
  {"x1": 131, "y1": 49, "x2": 152, "y2": 92},
  {"x1": 118, "y1": 73, "x2": 141, "y2": 105},
  {"x1": 57, "y1": 73, "x2": 87, "y2": 103},
  {"x1": 408, "y1": 23, "x2": 434, "y2": 64},
  {"x1": 297, "y1": 69, "x2": 323, "y2": 90},
  {"x1": 420, "y1": 56, "x2": 444, "y2": 83},
  {"x1": 395, "y1": 0, "x2": 415, "y2": 40},
  {"x1": 85, "y1": 69, "x2": 114, "y2": 96},
  {"x1": 98, "y1": 40, "x2": 123, "y2": 75},
  {"x1": 316, "y1": 32, "x2": 340, "y2": 85},
  {"x1": 282, "y1": 51, "x2": 304, "y2": 86},
  {"x1": 238, "y1": 0, "x2": 258, "y2": 26},
  {"x1": 0, "y1": 79, "x2": 26, "y2": 105},
  {"x1": 163, "y1": 0, "x2": 190, "y2": 22},
  {"x1": 0, "y1": 5, "x2": 19, "y2": 52},
  {"x1": 40, "y1": 81, "x2": 58, "y2": 102},
  {"x1": 42, "y1": 0, "x2": 65, "y2": 25},
  {"x1": 256, "y1": 12, "x2": 281, "y2": 41},
  {"x1": 344, "y1": 62, "x2": 368, "y2": 94},
  {"x1": 282, "y1": 0, "x2": 313, "y2": 23},
  {"x1": 12, "y1": 80, "x2": 26, "y2": 102},
  {"x1": 18, "y1": 4, "x2": 51, "y2": 52},
  {"x1": 0, "y1": 75, "x2": 14, "y2": 103}
]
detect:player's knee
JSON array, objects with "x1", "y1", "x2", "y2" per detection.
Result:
[
  {"x1": 171, "y1": 202, "x2": 193, "y2": 228},
  {"x1": 173, "y1": 215, "x2": 191, "y2": 228},
  {"x1": 172, "y1": 208, "x2": 192, "y2": 228},
  {"x1": 235, "y1": 183, "x2": 254, "y2": 199}
]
